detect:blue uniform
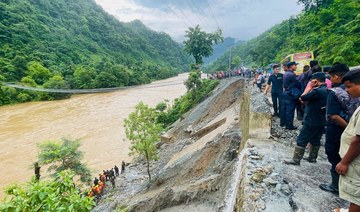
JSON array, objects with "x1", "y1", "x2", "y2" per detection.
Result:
[
  {"x1": 280, "y1": 70, "x2": 301, "y2": 129},
  {"x1": 296, "y1": 84, "x2": 328, "y2": 147},
  {"x1": 267, "y1": 73, "x2": 283, "y2": 115}
]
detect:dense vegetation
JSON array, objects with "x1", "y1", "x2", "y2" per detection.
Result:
[
  {"x1": 0, "y1": 138, "x2": 94, "y2": 211},
  {"x1": 0, "y1": 170, "x2": 95, "y2": 212},
  {"x1": 206, "y1": 0, "x2": 359, "y2": 71},
  {"x1": 0, "y1": 0, "x2": 191, "y2": 105}
]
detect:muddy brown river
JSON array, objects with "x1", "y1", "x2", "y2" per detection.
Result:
[{"x1": 0, "y1": 73, "x2": 188, "y2": 197}]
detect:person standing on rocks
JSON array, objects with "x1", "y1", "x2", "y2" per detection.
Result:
[
  {"x1": 34, "y1": 162, "x2": 41, "y2": 181},
  {"x1": 335, "y1": 69, "x2": 360, "y2": 212},
  {"x1": 264, "y1": 64, "x2": 283, "y2": 117},
  {"x1": 280, "y1": 61, "x2": 301, "y2": 130},
  {"x1": 319, "y1": 63, "x2": 354, "y2": 194},
  {"x1": 114, "y1": 165, "x2": 119, "y2": 177},
  {"x1": 121, "y1": 161, "x2": 126, "y2": 174},
  {"x1": 284, "y1": 72, "x2": 328, "y2": 165}
]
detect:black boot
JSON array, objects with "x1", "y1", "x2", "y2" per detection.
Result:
[
  {"x1": 304, "y1": 146, "x2": 320, "y2": 163},
  {"x1": 319, "y1": 169, "x2": 339, "y2": 194},
  {"x1": 284, "y1": 146, "x2": 305, "y2": 165}
]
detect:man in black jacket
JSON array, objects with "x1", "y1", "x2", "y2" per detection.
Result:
[{"x1": 284, "y1": 72, "x2": 328, "y2": 165}]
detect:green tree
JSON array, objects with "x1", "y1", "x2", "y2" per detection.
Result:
[
  {"x1": 37, "y1": 138, "x2": 92, "y2": 184},
  {"x1": 26, "y1": 61, "x2": 52, "y2": 85},
  {"x1": 21, "y1": 76, "x2": 37, "y2": 87},
  {"x1": 232, "y1": 55, "x2": 241, "y2": 69},
  {"x1": 43, "y1": 74, "x2": 71, "y2": 100},
  {"x1": 73, "y1": 66, "x2": 96, "y2": 89},
  {"x1": 184, "y1": 70, "x2": 202, "y2": 100},
  {"x1": 0, "y1": 170, "x2": 95, "y2": 211},
  {"x1": 183, "y1": 25, "x2": 223, "y2": 65},
  {"x1": 124, "y1": 102, "x2": 163, "y2": 182}
]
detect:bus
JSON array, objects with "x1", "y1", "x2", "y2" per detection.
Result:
[{"x1": 280, "y1": 51, "x2": 314, "y2": 75}]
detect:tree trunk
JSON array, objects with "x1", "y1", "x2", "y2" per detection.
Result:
[{"x1": 146, "y1": 154, "x2": 151, "y2": 182}]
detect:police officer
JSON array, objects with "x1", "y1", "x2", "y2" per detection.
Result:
[
  {"x1": 280, "y1": 61, "x2": 301, "y2": 130},
  {"x1": 264, "y1": 64, "x2": 283, "y2": 116},
  {"x1": 284, "y1": 72, "x2": 328, "y2": 165}
]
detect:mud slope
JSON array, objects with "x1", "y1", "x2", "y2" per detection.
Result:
[{"x1": 92, "y1": 78, "x2": 245, "y2": 212}]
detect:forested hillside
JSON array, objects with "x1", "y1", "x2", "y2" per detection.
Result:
[
  {"x1": 206, "y1": 0, "x2": 359, "y2": 71},
  {"x1": 0, "y1": 0, "x2": 191, "y2": 105}
]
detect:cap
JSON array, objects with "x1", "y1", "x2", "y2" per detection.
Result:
[
  {"x1": 310, "y1": 72, "x2": 326, "y2": 81},
  {"x1": 286, "y1": 61, "x2": 298, "y2": 68}
]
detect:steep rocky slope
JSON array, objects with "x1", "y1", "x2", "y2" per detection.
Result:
[{"x1": 93, "y1": 77, "x2": 245, "y2": 212}]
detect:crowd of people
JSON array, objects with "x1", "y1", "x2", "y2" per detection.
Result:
[
  {"x1": 263, "y1": 60, "x2": 360, "y2": 211},
  {"x1": 208, "y1": 68, "x2": 255, "y2": 79},
  {"x1": 85, "y1": 161, "x2": 126, "y2": 200}
]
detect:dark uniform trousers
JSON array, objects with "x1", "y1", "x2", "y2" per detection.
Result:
[
  {"x1": 296, "y1": 124, "x2": 324, "y2": 147},
  {"x1": 280, "y1": 92, "x2": 296, "y2": 128},
  {"x1": 325, "y1": 125, "x2": 343, "y2": 171},
  {"x1": 271, "y1": 91, "x2": 283, "y2": 115}
]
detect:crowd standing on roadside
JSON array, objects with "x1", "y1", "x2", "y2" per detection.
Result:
[{"x1": 260, "y1": 60, "x2": 360, "y2": 211}]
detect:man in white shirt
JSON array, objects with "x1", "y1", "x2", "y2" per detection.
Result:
[{"x1": 336, "y1": 69, "x2": 360, "y2": 211}]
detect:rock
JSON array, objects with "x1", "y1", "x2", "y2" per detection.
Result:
[
  {"x1": 160, "y1": 133, "x2": 173, "y2": 143},
  {"x1": 251, "y1": 168, "x2": 267, "y2": 183},
  {"x1": 280, "y1": 184, "x2": 291, "y2": 195},
  {"x1": 256, "y1": 199, "x2": 266, "y2": 210},
  {"x1": 250, "y1": 155, "x2": 261, "y2": 160},
  {"x1": 185, "y1": 125, "x2": 193, "y2": 133},
  {"x1": 263, "y1": 165, "x2": 273, "y2": 174},
  {"x1": 263, "y1": 177, "x2": 277, "y2": 186},
  {"x1": 275, "y1": 184, "x2": 282, "y2": 193}
]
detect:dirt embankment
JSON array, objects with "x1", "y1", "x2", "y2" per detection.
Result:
[{"x1": 93, "y1": 78, "x2": 349, "y2": 212}]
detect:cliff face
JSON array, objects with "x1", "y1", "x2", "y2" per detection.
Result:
[{"x1": 92, "y1": 78, "x2": 349, "y2": 211}]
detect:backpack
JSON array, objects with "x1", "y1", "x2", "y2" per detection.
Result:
[{"x1": 332, "y1": 86, "x2": 360, "y2": 122}]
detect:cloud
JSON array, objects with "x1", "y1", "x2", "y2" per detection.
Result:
[{"x1": 95, "y1": 0, "x2": 303, "y2": 42}]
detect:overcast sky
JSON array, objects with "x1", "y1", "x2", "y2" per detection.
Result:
[{"x1": 95, "y1": 0, "x2": 303, "y2": 42}]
